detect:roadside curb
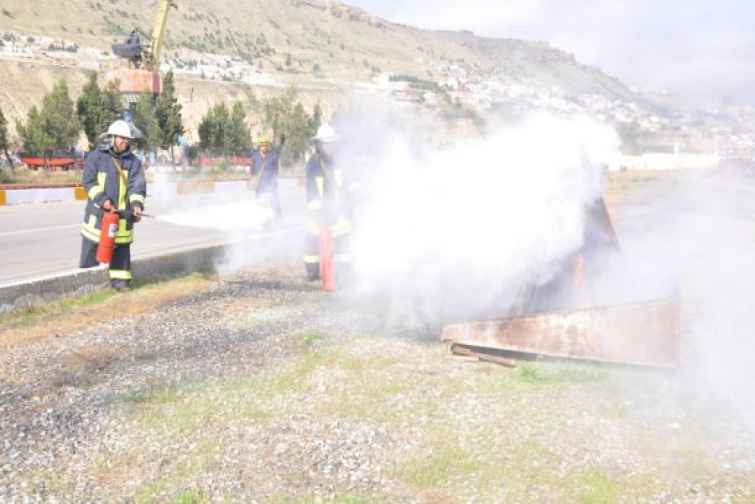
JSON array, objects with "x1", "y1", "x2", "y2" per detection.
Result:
[
  {"x1": 0, "y1": 242, "x2": 226, "y2": 313},
  {"x1": 0, "y1": 181, "x2": 255, "y2": 206},
  {"x1": 0, "y1": 226, "x2": 301, "y2": 314},
  {"x1": 0, "y1": 186, "x2": 88, "y2": 206},
  {"x1": 0, "y1": 177, "x2": 308, "y2": 206}
]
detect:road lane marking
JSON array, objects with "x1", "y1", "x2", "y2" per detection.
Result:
[{"x1": 0, "y1": 224, "x2": 81, "y2": 237}]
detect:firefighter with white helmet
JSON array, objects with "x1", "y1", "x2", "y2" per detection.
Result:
[
  {"x1": 303, "y1": 123, "x2": 353, "y2": 281},
  {"x1": 78, "y1": 119, "x2": 147, "y2": 291}
]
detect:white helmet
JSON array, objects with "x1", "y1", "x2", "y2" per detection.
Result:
[
  {"x1": 103, "y1": 119, "x2": 141, "y2": 139},
  {"x1": 312, "y1": 123, "x2": 339, "y2": 143}
]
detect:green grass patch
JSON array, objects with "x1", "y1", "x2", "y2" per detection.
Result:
[
  {"x1": 400, "y1": 444, "x2": 480, "y2": 488},
  {"x1": 312, "y1": 349, "x2": 406, "y2": 421},
  {"x1": 124, "y1": 347, "x2": 340, "y2": 439},
  {"x1": 603, "y1": 402, "x2": 630, "y2": 420},
  {"x1": 174, "y1": 489, "x2": 209, "y2": 504},
  {"x1": 132, "y1": 395, "x2": 218, "y2": 435},
  {"x1": 0, "y1": 271, "x2": 215, "y2": 331},
  {"x1": 64, "y1": 288, "x2": 118, "y2": 308},
  {"x1": 0, "y1": 288, "x2": 116, "y2": 331},
  {"x1": 269, "y1": 496, "x2": 377, "y2": 504},
  {"x1": 316, "y1": 379, "x2": 409, "y2": 420},
  {"x1": 397, "y1": 429, "x2": 483, "y2": 489},
  {"x1": 577, "y1": 470, "x2": 618, "y2": 504},
  {"x1": 299, "y1": 331, "x2": 323, "y2": 348},
  {"x1": 266, "y1": 349, "x2": 336, "y2": 396},
  {"x1": 134, "y1": 443, "x2": 218, "y2": 503},
  {"x1": 516, "y1": 363, "x2": 608, "y2": 385},
  {"x1": 124, "y1": 385, "x2": 180, "y2": 405}
]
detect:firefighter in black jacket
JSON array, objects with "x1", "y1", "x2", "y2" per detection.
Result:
[
  {"x1": 79, "y1": 120, "x2": 147, "y2": 291},
  {"x1": 303, "y1": 124, "x2": 353, "y2": 281}
]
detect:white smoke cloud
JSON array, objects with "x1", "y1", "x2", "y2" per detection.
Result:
[
  {"x1": 339, "y1": 108, "x2": 620, "y2": 323},
  {"x1": 613, "y1": 169, "x2": 755, "y2": 421},
  {"x1": 333, "y1": 99, "x2": 755, "y2": 438}
]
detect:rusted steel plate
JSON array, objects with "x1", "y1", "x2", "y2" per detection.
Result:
[{"x1": 441, "y1": 300, "x2": 681, "y2": 368}]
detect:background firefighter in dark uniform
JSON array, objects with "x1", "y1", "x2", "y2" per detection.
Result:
[
  {"x1": 79, "y1": 120, "x2": 146, "y2": 291},
  {"x1": 303, "y1": 124, "x2": 353, "y2": 281},
  {"x1": 249, "y1": 134, "x2": 283, "y2": 220}
]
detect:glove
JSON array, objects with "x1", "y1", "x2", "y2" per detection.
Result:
[{"x1": 132, "y1": 206, "x2": 142, "y2": 223}]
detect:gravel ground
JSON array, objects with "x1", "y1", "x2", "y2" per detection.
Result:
[{"x1": 1, "y1": 262, "x2": 755, "y2": 503}]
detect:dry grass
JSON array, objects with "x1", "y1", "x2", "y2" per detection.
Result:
[
  {"x1": 0, "y1": 272, "x2": 217, "y2": 350},
  {"x1": 0, "y1": 167, "x2": 82, "y2": 186}
]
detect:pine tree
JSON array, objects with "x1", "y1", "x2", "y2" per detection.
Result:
[
  {"x1": 132, "y1": 95, "x2": 161, "y2": 152},
  {"x1": 16, "y1": 79, "x2": 81, "y2": 158},
  {"x1": 0, "y1": 105, "x2": 13, "y2": 170},
  {"x1": 260, "y1": 85, "x2": 319, "y2": 167},
  {"x1": 16, "y1": 106, "x2": 54, "y2": 155},
  {"x1": 77, "y1": 72, "x2": 120, "y2": 149},
  {"x1": 197, "y1": 101, "x2": 250, "y2": 155},
  {"x1": 155, "y1": 70, "x2": 184, "y2": 161},
  {"x1": 227, "y1": 101, "x2": 251, "y2": 153},
  {"x1": 198, "y1": 102, "x2": 230, "y2": 154},
  {"x1": 43, "y1": 80, "x2": 81, "y2": 150}
]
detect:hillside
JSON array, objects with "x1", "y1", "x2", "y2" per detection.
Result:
[
  {"x1": 0, "y1": 0, "x2": 627, "y2": 86},
  {"x1": 0, "y1": 0, "x2": 710, "y2": 150}
]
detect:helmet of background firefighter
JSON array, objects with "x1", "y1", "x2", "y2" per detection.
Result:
[{"x1": 256, "y1": 135, "x2": 271, "y2": 146}]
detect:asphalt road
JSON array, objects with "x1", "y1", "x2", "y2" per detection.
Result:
[{"x1": 0, "y1": 181, "x2": 305, "y2": 286}]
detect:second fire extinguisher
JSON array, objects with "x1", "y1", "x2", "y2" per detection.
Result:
[
  {"x1": 319, "y1": 227, "x2": 335, "y2": 292},
  {"x1": 96, "y1": 210, "x2": 119, "y2": 263}
]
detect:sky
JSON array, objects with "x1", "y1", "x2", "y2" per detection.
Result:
[{"x1": 346, "y1": 0, "x2": 755, "y2": 106}]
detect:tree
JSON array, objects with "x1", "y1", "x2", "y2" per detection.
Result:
[
  {"x1": 155, "y1": 70, "x2": 184, "y2": 161},
  {"x1": 76, "y1": 72, "x2": 121, "y2": 149},
  {"x1": 261, "y1": 86, "x2": 318, "y2": 167},
  {"x1": 310, "y1": 102, "x2": 322, "y2": 132},
  {"x1": 16, "y1": 79, "x2": 81, "y2": 157},
  {"x1": 0, "y1": 105, "x2": 13, "y2": 170},
  {"x1": 131, "y1": 94, "x2": 161, "y2": 152},
  {"x1": 42, "y1": 80, "x2": 81, "y2": 150},
  {"x1": 227, "y1": 101, "x2": 251, "y2": 153},
  {"x1": 16, "y1": 107, "x2": 53, "y2": 154},
  {"x1": 197, "y1": 100, "x2": 249, "y2": 155},
  {"x1": 198, "y1": 102, "x2": 230, "y2": 154}
]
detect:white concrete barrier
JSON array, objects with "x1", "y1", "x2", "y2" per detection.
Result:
[{"x1": 0, "y1": 179, "x2": 267, "y2": 206}]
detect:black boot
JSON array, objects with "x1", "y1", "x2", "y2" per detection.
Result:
[
  {"x1": 305, "y1": 263, "x2": 320, "y2": 281},
  {"x1": 111, "y1": 279, "x2": 131, "y2": 292}
]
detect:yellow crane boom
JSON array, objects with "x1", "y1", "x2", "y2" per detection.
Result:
[
  {"x1": 107, "y1": 0, "x2": 176, "y2": 99},
  {"x1": 149, "y1": 0, "x2": 175, "y2": 69}
]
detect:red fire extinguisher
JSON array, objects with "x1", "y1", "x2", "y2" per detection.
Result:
[
  {"x1": 319, "y1": 227, "x2": 336, "y2": 292},
  {"x1": 96, "y1": 210, "x2": 119, "y2": 264}
]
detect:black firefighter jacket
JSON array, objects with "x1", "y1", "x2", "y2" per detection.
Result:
[{"x1": 80, "y1": 145, "x2": 146, "y2": 245}]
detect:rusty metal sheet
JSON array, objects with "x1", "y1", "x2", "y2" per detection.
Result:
[{"x1": 441, "y1": 300, "x2": 681, "y2": 368}]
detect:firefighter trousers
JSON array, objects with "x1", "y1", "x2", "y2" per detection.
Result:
[{"x1": 79, "y1": 237, "x2": 132, "y2": 281}]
